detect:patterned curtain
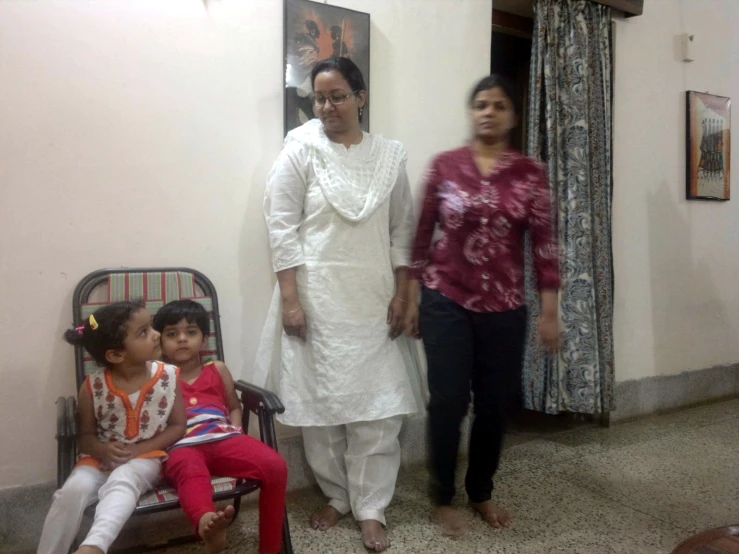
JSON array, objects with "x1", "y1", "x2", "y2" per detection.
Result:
[{"x1": 523, "y1": 0, "x2": 615, "y2": 415}]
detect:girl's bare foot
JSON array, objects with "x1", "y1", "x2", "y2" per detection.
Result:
[
  {"x1": 198, "y1": 505, "x2": 235, "y2": 553},
  {"x1": 73, "y1": 547, "x2": 103, "y2": 554},
  {"x1": 360, "y1": 519, "x2": 389, "y2": 552},
  {"x1": 434, "y1": 506, "x2": 467, "y2": 536},
  {"x1": 469, "y1": 500, "x2": 512, "y2": 529},
  {"x1": 309, "y1": 505, "x2": 344, "y2": 531}
]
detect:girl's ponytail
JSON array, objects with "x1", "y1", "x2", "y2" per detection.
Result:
[
  {"x1": 63, "y1": 326, "x2": 87, "y2": 347},
  {"x1": 64, "y1": 302, "x2": 144, "y2": 367}
]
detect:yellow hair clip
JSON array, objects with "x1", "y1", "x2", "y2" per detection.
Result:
[{"x1": 89, "y1": 314, "x2": 99, "y2": 330}]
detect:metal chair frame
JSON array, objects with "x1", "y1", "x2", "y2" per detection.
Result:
[{"x1": 55, "y1": 267, "x2": 293, "y2": 553}]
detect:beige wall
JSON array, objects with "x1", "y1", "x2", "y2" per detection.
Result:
[
  {"x1": 0, "y1": 0, "x2": 492, "y2": 488},
  {"x1": 611, "y1": 0, "x2": 739, "y2": 381},
  {"x1": 2, "y1": 0, "x2": 738, "y2": 490}
]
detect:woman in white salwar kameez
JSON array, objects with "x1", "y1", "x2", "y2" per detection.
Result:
[{"x1": 254, "y1": 57, "x2": 424, "y2": 552}]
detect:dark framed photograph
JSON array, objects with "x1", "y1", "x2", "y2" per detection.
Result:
[
  {"x1": 686, "y1": 91, "x2": 731, "y2": 200},
  {"x1": 283, "y1": 0, "x2": 370, "y2": 136}
]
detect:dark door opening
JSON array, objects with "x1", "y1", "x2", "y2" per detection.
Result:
[{"x1": 491, "y1": 10, "x2": 533, "y2": 152}]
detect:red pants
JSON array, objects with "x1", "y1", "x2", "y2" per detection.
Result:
[{"x1": 164, "y1": 435, "x2": 288, "y2": 553}]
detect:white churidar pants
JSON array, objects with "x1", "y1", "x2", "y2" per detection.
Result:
[
  {"x1": 37, "y1": 458, "x2": 161, "y2": 554},
  {"x1": 302, "y1": 415, "x2": 403, "y2": 526}
]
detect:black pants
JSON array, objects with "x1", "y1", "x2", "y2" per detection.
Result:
[{"x1": 420, "y1": 287, "x2": 527, "y2": 506}]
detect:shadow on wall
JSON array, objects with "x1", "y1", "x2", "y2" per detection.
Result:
[
  {"x1": 42, "y1": 289, "x2": 79, "y2": 436},
  {"x1": 236, "y1": 93, "x2": 302, "y2": 440},
  {"x1": 238, "y1": 97, "x2": 278, "y2": 361}
]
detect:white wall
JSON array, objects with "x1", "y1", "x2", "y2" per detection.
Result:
[
  {"x1": 612, "y1": 0, "x2": 739, "y2": 381},
  {"x1": 3, "y1": 0, "x2": 738, "y2": 490},
  {"x1": 0, "y1": 0, "x2": 492, "y2": 488}
]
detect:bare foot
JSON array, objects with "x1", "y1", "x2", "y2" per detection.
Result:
[
  {"x1": 434, "y1": 506, "x2": 467, "y2": 537},
  {"x1": 73, "y1": 547, "x2": 103, "y2": 554},
  {"x1": 360, "y1": 519, "x2": 389, "y2": 552},
  {"x1": 309, "y1": 504, "x2": 344, "y2": 531},
  {"x1": 198, "y1": 505, "x2": 235, "y2": 553},
  {"x1": 469, "y1": 500, "x2": 512, "y2": 529}
]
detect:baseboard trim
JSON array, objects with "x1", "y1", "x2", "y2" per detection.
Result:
[{"x1": 610, "y1": 362, "x2": 739, "y2": 423}]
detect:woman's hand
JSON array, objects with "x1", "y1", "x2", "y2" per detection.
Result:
[
  {"x1": 538, "y1": 313, "x2": 560, "y2": 352},
  {"x1": 387, "y1": 297, "x2": 406, "y2": 340},
  {"x1": 404, "y1": 300, "x2": 421, "y2": 339},
  {"x1": 282, "y1": 302, "x2": 307, "y2": 341},
  {"x1": 276, "y1": 269, "x2": 307, "y2": 341}
]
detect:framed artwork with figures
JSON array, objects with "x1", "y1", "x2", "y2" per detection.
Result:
[
  {"x1": 283, "y1": 0, "x2": 370, "y2": 136},
  {"x1": 686, "y1": 91, "x2": 731, "y2": 200}
]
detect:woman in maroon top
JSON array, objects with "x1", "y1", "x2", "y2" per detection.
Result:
[{"x1": 405, "y1": 75, "x2": 560, "y2": 535}]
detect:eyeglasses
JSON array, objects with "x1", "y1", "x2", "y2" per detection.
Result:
[{"x1": 313, "y1": 91, "x2": 359, "y2": 108}]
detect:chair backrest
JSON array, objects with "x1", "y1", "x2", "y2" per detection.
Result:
[{"x1": 72, "y1": 268, "x2": 224, "y2": 389}]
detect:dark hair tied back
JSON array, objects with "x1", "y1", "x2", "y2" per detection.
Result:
[
  {"x1": 311, "y1": 57, "x2": 367, "y2": 123},
  {"x1": 64, "y1": 300, "x2": 145, "y2": 367},
  {"x1": 63, "y1": 326, "x2": 86, "y2": 347}
]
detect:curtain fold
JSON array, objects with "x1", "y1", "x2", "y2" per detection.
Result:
[{"x1": 524, "y1": 0, "x2": 615, "y2": 415}]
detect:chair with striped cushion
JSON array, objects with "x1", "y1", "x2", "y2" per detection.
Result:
[{"x1": 56, "y1": 267, "x2": 293, "y2": 554}]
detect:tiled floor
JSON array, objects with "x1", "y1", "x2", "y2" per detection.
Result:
[
  {"x1": 12, "y1": 399, "x2": 739, "y2": 554},
  {"x1": 160, "y1": 399, "x2": 739, "y2": 554}
]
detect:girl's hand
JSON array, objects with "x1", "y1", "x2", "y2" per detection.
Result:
[
  {"x1": 125, "y1": 443, "x2": 145, "y2": 461},
  {"x1": 404, "y1": 301, "x2": 421, "y2": 339},
  {"x1": 387, "y1": 297, "x2": 406, "y2": 340},
  {"x1": 538, "y1": 314, "x2": 561, "y2": 352},
  {"x1": 282, "y1": 303, "x2": 307, "y2": 341},
  {"x1": 102, "y1": 442, "x2": 131, "y2": 468}
]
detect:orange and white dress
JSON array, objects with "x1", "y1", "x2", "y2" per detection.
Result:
[
  {"x1": 37, "y1": 362, "x2": 181, "y2": 554},
  {"x1": 77, "y1": 361, "x2": 179, "y2": 470}
]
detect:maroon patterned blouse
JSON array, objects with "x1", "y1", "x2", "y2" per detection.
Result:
[{"x1": 410, "y1": 147, "x2": 560, "y2": 313}]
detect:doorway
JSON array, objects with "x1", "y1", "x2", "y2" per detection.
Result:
[{"x1": 491, "y1": 9, "x2": 533, "y2": 152}]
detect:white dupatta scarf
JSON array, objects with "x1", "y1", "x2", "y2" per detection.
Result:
[{"x1": 284, "y1": 119, "x2": 407, "y2": 222}]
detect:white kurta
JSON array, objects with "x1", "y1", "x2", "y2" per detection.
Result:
[{"x1": 254, "y1": 120, "x2": 424, "y2": 427}]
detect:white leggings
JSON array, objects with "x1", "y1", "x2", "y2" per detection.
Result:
[
  {"x1": 37, "y1": 458, "x2": 161, "y2": 554},
  {"x1": 302, "y1": 415, "x2": 403, "y2": 526}
]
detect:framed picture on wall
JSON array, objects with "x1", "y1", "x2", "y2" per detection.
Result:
[
  {"x1": 686, "y1": 91, "x2": 731, "y2": 200},
  {"x1": 283, "y1": 0, "x2": 370, "y2": 136}
]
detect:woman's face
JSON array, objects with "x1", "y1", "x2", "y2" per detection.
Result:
[
  {"x1": 471, "y1": 86, "x2": 517, "y2": 143},
  {"x1": 313, "y1": 70, "x2": 365, "y2": 136}
]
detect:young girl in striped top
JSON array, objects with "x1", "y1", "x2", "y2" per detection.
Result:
[{"x1": 153, "y1": 300, "x2": 288, "y2": 554}]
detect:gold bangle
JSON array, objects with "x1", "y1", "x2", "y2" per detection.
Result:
[
  {"x1": 283, "y1": 307, "x2": 302, "y2": 315},
  {"x1": 394, "y1": 296, "x2": 407, "y2": 304}
]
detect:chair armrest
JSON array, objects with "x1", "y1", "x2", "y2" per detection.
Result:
[
  {"x1": 56, "y1": 396, "x2": 68, "y2": 440},
  {"x1": 56, "y1": 396, "x2": 77, "y2": 488},
  {"x1": 234, "y1": 380, "x2": 285, "y2": 416},
  {"x1": 234, "y1": 380, "x2": 284, "y2": 451},
  {"x1": 66, "y1": 395, "x2": 78, "y2": 437},
  {"x1": 56, "y1": 396, "x2": 76, "y2": 440}
]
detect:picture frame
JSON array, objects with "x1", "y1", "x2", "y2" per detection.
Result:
[
  {"x1": 686, "y1": 91, "x2": 731, "y2": 201},
  {"x1": 283, "y1": 0, "x2": 370, "y2": 136}
]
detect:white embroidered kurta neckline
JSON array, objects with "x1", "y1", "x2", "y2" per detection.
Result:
[{"x1": 253, "y1": 120, "x2": 426, "y2": 427}]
